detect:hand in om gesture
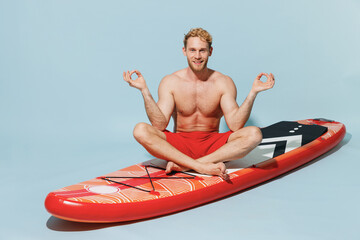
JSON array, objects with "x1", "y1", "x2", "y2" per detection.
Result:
[
  {"x1": 123, "y1": 70, "x2": 147, "y2": 91},
  {"x1": 251, "y1": 72, "x2": 275, "y2": 94}
]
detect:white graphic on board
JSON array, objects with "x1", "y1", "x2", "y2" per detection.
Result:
[
  {"x1": 88, "y1": 185, "x2": 120, "y2": 194},
  {"x1": 225, "y1": 134, "x2": 302, "y2": 173},
  {"x1": 261, "y1": 135, "x2": 303, "y2": 154}
]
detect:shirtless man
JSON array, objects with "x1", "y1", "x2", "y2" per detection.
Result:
[{"x1": 123, "y1": 28, "x2": 274, "y2": 179}]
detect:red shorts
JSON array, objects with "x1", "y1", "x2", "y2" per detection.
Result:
[{"x1": 163, "y1": 130, "x2": 233, "y2": 159}]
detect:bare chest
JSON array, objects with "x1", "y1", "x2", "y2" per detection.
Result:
[{"x1": 173, "y1": 81, "x2": 222, "y2": 117}]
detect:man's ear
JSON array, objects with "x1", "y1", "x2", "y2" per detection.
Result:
[
  {"x1": 209, "y1": 47, "x2": 213, "y2": 56},
  {"x1": 182, "y1": 46, "x2": 186, "y2": 56}
]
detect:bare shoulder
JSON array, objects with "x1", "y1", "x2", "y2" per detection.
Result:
[
  {"x1": 162, "y1": 69, "x2": 185, "y2": 82},
  {"x1": 212, "y1": 71, "x2": 233, "y2": 83},
  {"x1": 158, "y1": 69, "x2": 184, "y2": 93},
  {"x1": 212, "y1": 71, "x2": 236, "y2": 94}
]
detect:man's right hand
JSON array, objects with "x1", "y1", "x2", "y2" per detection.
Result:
[{"x1": 123, "y1": 70, "x2": 147, "y2": 91}]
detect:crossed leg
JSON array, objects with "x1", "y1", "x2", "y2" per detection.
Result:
[{"x1": 133, "y1": 122, "x2": 262, "y2": 179}]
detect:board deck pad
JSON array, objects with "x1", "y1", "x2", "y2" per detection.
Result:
[
  {"x1": 45, "y1": 119, "x2": 345, "y2": 223},
  {"x1": 260, "y1": 121, "x2": 328, "y2": 157}
]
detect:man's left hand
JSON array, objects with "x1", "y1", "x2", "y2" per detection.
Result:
[{"x1": 251, "y1": 72, "x2": 275, "y2": 94}]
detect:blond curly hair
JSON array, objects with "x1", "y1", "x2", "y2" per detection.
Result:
[{"x1": 183, "y1": 28, "x2": 212, "y2": 49}]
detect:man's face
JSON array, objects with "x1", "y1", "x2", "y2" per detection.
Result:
[{"x1": 183, "y1": 37, "x2": 213, "y2": 72}]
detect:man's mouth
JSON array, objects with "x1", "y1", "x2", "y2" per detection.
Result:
[{"x1": 193, "y1": 61, "x2": 203, "y2": 65}]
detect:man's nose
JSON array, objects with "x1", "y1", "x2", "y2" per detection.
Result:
[{"x1": 195, "y1": 51, "x2": 201, "y2": 58}]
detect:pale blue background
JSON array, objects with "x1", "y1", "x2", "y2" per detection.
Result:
[{"x1": 1, "y1": 0, "x2": 359, "y2": 239}]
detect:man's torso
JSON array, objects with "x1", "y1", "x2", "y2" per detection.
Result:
[{"x1": 166, "y1": 68, "x2": 232, "y2": 132}]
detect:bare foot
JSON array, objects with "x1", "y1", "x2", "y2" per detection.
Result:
[
  {"x1": 198, "y1": 162, "x2": 229, "y2": 180},
  {"x1": 165, "y1": 161, "x2": 189, "y2": 174},
  {"x1": 166, "y1": 161, "x2": 229, "y2": 180}
]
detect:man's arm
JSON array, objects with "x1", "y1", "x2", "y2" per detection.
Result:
[
  {"x1": 123, "y1": 70, "x2": 174, "y2": 131},
  {"x1": 221, "y1": 73, "x2": 275, "y2": 131}
]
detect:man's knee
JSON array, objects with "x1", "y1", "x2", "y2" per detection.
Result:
[
  {"x1": 229, "y1": 126, "x2": 262, "y2": 146},
  {"x1": 232, "y1": 126, "x2": 262, "y2": 146},
  {"x1": 247, "y1": 126, "x2": 262, "y2": 146},
  {"x1": 133, "y1": 122, "x2": 152, "y2": 143}
]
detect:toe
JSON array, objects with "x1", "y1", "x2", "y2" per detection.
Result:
[{"x1": 165, "y1": 162, "x2": 173, "y2": 174}]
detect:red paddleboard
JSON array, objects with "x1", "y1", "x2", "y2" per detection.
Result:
[{"x1": 45, "y1": 118, "x2": 346, "y2": 223}]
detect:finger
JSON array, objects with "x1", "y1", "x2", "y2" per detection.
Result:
[
  {"x1": 264, "y1": 73, "x2": 272, "y2": 82},
  {"x1": 126, "y1": 71, "x2": 134, "y2": 85},
  {"x1": 126, "y1": 71, "x2": 132, "y2": 83},
  {"x1": 268, "y1": 73, "x2": 275, "y2": 88},
  {"x1": 272, "y1": 74, "x2": 275, "y2": 85},
  {"x1": 129, "y1": 70, "x2": 138, "y2": 79},
  {"x1": 270, "y1": 73, "x2": 275, "y2": 86},
  {"x1": 123, "y1": 71, "x2": 130, "y2": 83},
  {"x1": 123, "y1": 71, "x2": 130, "y2": 82},
  {"x1": 271, "y1": 73, "x2": 275, "y2": 82},
  {"x1": 133, "y1": 70, "x2": 142, "y2": 78},
  {"x1": 127, "y1": 71, "x2": 133, "y2": 83},
  {"x1": 256, "y1": 72, "x2": 264, "y2": 80}
]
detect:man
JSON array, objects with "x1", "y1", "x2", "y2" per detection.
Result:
[{"x1": 123, "y1": 28, "x2": 275, "y2": 179}]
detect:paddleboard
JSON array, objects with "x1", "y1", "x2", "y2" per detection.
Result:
[{"x1": 45, "y1": 118, "x2": 346, "y2": 223}]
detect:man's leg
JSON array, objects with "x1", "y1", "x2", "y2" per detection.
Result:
[
  {"x1": 198, "y1": 126, "x2": 262, "y2": 164},
  {"x1": 132, "y1": 122, "x2": 228, "y2": 178},
  {"x1": 166, "y1": 126, "x2": 262, "y2": 171}
]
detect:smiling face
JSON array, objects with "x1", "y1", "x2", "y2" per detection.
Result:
[{"x1": 183, "y1": 37, "x2": 213, "y2": 73}]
